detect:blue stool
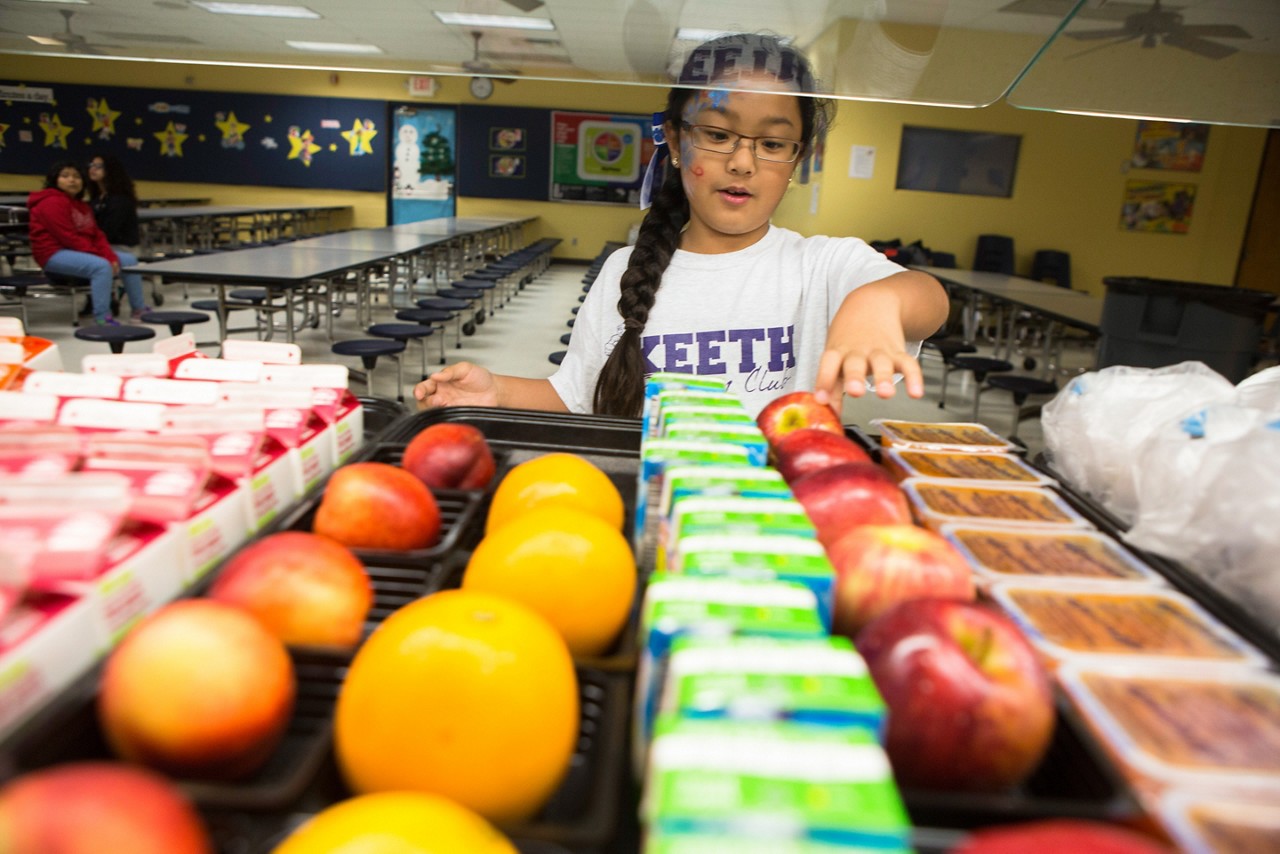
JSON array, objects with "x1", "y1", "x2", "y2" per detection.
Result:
[
  {"x1": 139, "y1": 309, "x2": 211, "y2": 337},
  {"x1": 980, "y1": 375, "x2": 1058, "y2": 439},
  {"x1": 549, "y1": 350, "x2": 565, "y2": 366},
  {"x1": 74, "y1": 324, "x2": 156, "y2": 354},
  {"x1": 560, "y1": 332, "x2": 572, "y2": 346},
  {"x1": 191, "y1": 297, "x2": 260, "y2": 341},
  {"x1": 331, "y1": 338, "x2": 405, "y2": 401},
  {"x1": 414, "y1": 298, "x2": 468, "y2": 348},
  {"x1": 368, "y1": 322, "x2": 437, "y2": 378},
  {"x1": 394, "y1": 308, "x2": 452, "y2": 362},
  {"x1": 943, "y1": 355, "x2": 1013, "y2": 419}
]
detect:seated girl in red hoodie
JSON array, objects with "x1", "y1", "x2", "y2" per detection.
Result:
[{"x1": 28, "y1": 160, "x2": 147, "y2": 327}]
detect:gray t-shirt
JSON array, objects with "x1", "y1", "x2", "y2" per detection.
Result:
[{"x1": 549, "y1": 225, "x2": 914, "y2": 418}]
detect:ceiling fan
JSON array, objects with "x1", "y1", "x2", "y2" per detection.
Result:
[
  {"x1": 462, "y1": 30, "x2": 521, "y2": 80},
  {"x1": 1064, "y1": 0, "x2": 1251, "y2": 60},
  {"x1": 43, "y1": 10, "x2": 123, "y2": 56}
]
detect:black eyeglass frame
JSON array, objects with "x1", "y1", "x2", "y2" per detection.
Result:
[{"x1": 679, "y1": 122, "x2": 804, "y2": 163}]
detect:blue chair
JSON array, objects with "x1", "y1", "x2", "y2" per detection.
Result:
[
  {"x1": 331, "y1": 338, "x2": 406, "y2": 401},
  {"x1": 942, "y1": 354, "x2": 1013, "y2": 419},
  {"x1": 979, "y1": 375, "x2": 1059, "y2": 439},
  {"x1": 138, "y1": 309, "x2": 210, "y2": 338},
  {"x1": 74, "y1": 324, "x2": 156, "y2": 354},
  {"x1": 368, "y1": 322, "x2": 437, "y2": 379},
  {"x1": 973, "y1": 235, "x2": 1015, "y2": 274}
]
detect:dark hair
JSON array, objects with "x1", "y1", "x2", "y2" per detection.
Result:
[
  {"x1": 43, "y1": 160, "x2": 86, "y2": 199},
  {"x1": 87, "y1": 153, "x2": 137, "y2": 203},
  {"x1": 591, "y1": 33, "x2": 832, "y2": 417}
]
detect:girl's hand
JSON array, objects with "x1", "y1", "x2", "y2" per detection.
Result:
[
  {"x1": 110, "y1": 261, "x2": 121, "y2": 275},
  {"x1": 814, "y1": 334, "x2": 925, "y2": 406},
  {"x1": 813, "y1": 273, "x2": 945, "y2": 408},
  {"x1": 413, "y1": 362, "x2": 498, "y2": 410}
]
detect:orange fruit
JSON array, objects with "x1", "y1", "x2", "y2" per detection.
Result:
[
  {"x1": 333, "y1": 590, "x2": 578, "y2": 823},
  {"x1": 270, "y1": 791, "x2": 516, "y2": 854},
  {"x1": 486, "y1": 452, "x2": 624, "y2": 534},
  {"x1": 464, "y1": 507, "x2": 636, "y2": 657}
]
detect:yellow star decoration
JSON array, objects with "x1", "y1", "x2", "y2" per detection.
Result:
[
  {"x1": 87, "y1": 97, "x2": 121, "y2": 138},
  {"x1": 340, "y1": 118, "x2": 377, "y2": 156},
  {"x1": 287, "y1": 128, "x2": 321, "y2": 166},
  {"x1": 39, "y1": 113, "x2": 73, "y2": 149},
  {"x1": 329, "y1": 143, "x2": 337, "y2": 151},
  {"x1": 154, "y1": 120, "x2": 189, "y2": 157},
  {"x1": 216, "y1": 111, "x2": 250, "y2": 146}
]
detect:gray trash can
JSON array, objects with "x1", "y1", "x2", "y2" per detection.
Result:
[{"x1": 1098, "y1": 277, "x2": 1275, "y2": 383}]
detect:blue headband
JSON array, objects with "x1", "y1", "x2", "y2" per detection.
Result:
[{"x1": 638, "y1": 112, "x2": 668, "y2": 211}]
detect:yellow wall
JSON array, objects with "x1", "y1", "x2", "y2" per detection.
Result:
[{"x1": 1, "y1": 53, "x2": 1266, "y2": 280}]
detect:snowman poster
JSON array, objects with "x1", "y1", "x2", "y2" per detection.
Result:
[{"x1": 390, "y1": 106, "x2": 457, "y2": 224}]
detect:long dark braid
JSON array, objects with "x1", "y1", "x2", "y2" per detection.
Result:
[
  {"x1": 591, "y1": 93, "x2": 692, "y2": 417},
  {"x1": 591, "y1": 33, "x2": 830, "y2": 418}
]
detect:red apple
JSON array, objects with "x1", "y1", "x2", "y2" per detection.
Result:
[
  {"x1": 790, "y1": 461, "x2": 912, "y2": 547},
  {"x1": 98, "y1": 599, "x2": 296, "y2": 780},
  {"x1": 401, "y1": 423, "x2": 496, "y2": 491},
  {"x1": 314, "y1": 461, "x2": 441, "y2": 551},
  {"x1": 772, "y1": 427, "x2": 872, "y2": 483},
  {"x1": 0, "y1": 762, "x2": 212, "y2": 854},
  {"x1": 855, "y1": 598, "x2": 1054, "y2": 792},
  {"x1": 207, "y1": 531, "x2": 373, "y2": 648},
  {"x1": 955, "y1": 819, "x2": 1171, "y2": 854},
  {"x1": 755, "y1": 391, "x2": 843, "y2": 447},
  {"x1": 828, "y1": 524, "x2": 975, "y2": 637}
]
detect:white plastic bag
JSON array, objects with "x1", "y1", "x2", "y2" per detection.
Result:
[
  {"x1": 1041, "y1": 362, "x2": 1236, "y2": 523},
  {"x1": 1124, "y1": 408, "x2": 1280, "y2": 636}
]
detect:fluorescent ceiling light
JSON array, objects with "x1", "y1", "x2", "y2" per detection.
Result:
[
  {"x1": 433, "y1": 12, "x2": 555, "y2": 31},
  {"x1": 28, "y1": 35, "x2": 67, "y2": 45},
  {"x1": 286, "y1": 40, "x2": 382, "y2": 54},
  {"x1": 13, "y1": 0, "x2": 88, "y2": 4},
  {"x1": 193, "y1": 2, "x2": 320, "y2": 18}
]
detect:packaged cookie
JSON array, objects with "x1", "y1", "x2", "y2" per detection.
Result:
[
  {"x1": 941, "y1": 526, "x2": 1163, "y2": 586},
  {"x1": 989, "y1": 583, "x2": 1266, "y2": 667},
  {"x1": 884, "y1": 448, "x2": 1051, "y2": 485},
  {"x1": 1157, "y1": 789, "x2": 1280, "y2": 854},
  {"x1": 1059, "y1": 663, "x2": 1280, "y2": 790},
  {"x1": 902, "y1": 480, "x2": 1092, "y2": 530},
  {"x1": 870, "y1": 419, "x2": 1016, "y2": 453}
]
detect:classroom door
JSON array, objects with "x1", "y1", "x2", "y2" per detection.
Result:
[
  {"x1": 388, "y1": 105, "x2": 457, "y2": 225},
  {"x1": 1236, "y1": 129, "x2": 1279, "y2": 297}
]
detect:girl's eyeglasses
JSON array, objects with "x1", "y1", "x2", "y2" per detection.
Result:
[{"x1": 681, "y1": 122, "x2": 803, "y2": 163}]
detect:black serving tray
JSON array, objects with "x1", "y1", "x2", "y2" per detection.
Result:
[
  {"x1": 900, "y1": 696, "x2": 1140, "y2": 830},
  {"x1": 382, "y1": 406, "x2": 642, "y2": 456},
  {"x1": 265, "y1": 470, "x2": 484, "y2": 574},
  {"x1": 0, "y1": 646, "x2": 629, "y2": 852},
  {"x1": 215, "y1": 669, "x2": 629, "y2": 854},
  {"x1": 353, "y1": 395, "x2": 409, "y2": 444}
]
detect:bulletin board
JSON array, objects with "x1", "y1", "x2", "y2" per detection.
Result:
[
  {"x1": 456, "y1": 104, "x2": 549, "y2": 203},
  {"x1": 0, "y1": 80, "x2": 386, "y2": 192}
]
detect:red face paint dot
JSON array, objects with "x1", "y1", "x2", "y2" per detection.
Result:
[{"x1": 692, "y1": 165, "x2": 704, "y2": 176}]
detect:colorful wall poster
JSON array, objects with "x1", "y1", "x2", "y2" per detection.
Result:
[
  {"x1": 0, "y1": 79, "x2": 384, "y2": 191},
  {"x1": 389, "y1": 105, "x2": 456, "y2": 224},
  {"x1": 550, "y1": 110, "x2": 654, "y2": 205},
  {"x1": 1120, "y1": 180, "x2": 1196, "y2": 234},
  {"x1": 1130, "y1": 121, "x2": 1209, "y2": 172}
]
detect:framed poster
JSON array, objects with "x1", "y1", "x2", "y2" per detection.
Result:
[
  {"x1": 895, "y1": 125, "x2": 1021, "y2": 198},
  {"x1": 550, "y1": 110, "x2": 655, "y2": 205},
  {"x1": 388, "y1": 105, "x2": 456, "y2": 225},
  {"x1": 1130, "y1": 121, "x2": 1208, "y2": 172},
  {"x1": 1120, "y1": 180, "x2": 1196, "y2": 234}
]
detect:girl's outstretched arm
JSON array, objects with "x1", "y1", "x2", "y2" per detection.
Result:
[
  {"x1": 413, "y1": 362, "x2": 570, "y2": 412},
  {"x1": 814, "y1": 271, "x2": 949, "y2": 406}
]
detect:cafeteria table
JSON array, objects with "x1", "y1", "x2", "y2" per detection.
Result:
[{"x1": 914, "y1": 265, "x2": 1103, "y2": 375}]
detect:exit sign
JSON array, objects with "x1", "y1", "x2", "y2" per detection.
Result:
[{"x1": 407, "y1": 76, "x2": 439, "y2": 98}]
